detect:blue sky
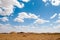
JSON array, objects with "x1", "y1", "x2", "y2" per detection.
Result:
[{"x1": 0, "y1": 0, "x2": 60, "y2": 33}]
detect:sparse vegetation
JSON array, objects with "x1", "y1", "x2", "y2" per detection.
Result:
[{"x1": 0, "y1": 32, "x2": 60, "y2": 40}]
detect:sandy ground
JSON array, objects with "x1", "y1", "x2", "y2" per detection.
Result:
[{"x1": 0, "y1": 32, "x2": 60, "y2": 40}]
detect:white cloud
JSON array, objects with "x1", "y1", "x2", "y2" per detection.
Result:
[
  {"x1": 0, "y1": 0, "x2": 24, "y2": 16},
  {"x1": 14, "y1": 18, "x2": 24, "y2": 22},
  {"x1": 29, "y1": 13, "x2": 39, "y2": 19},
  {"x1": 0, "y1": 17, "x2": 8, "y2": 22},
  {"x1": 34, "y1": 18, "x2": 49, "y2": 24},
  {"x1": 14, "y1": 12, "x2": 38, "y2": 22},
  {"x1": 53, "y1": 25, "x2": 60, "y2": 29},
  {"x1": 22, "y1": 0, "x2": 30, "y2": 3},
  {"x1": 14, "y1": 12, "x2": 49, "y2": 24},
  {"x1": 0, "y1": 23, "x2": 60, "y2": 33},
  {"x1": 0, "y1": 24, "x2": 14, "y2": 33},
  {"x1": 42, "y1": 0, "x2": 47, "y2": 3},
  {"x1": 56, "y1": 20, "x2": 60, "y2": 23},
  {"x1": 42, "y1": 0, "x2": 60, "y2": 6},
  {"x1": 58, "y1": 13, "x2": 60, "y2": 19},
  {"x1": 50, "y1": 0, "x2": 60, "y2": 6},
  {"x1": 50, "y1": 13, "x2": 57, "y2": 19}
]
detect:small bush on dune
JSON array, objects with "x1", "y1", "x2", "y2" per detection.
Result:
[
  {"x1": 17, "y1": 32, "x2": 24, "y2": 34},
  {"x1": 9, "y1": 32, "x2": 17, "y2": 34}
]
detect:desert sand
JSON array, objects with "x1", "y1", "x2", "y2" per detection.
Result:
[{"x1": 0, "y1": 32, "x2": 60, "y2": 40}]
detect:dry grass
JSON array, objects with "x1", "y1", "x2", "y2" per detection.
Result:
[{"x1": 0, "y1": 32, "x2": 60, "y2": 40}]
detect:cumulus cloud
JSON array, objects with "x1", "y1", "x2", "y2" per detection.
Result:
[
  {"x1": 0, "y1": 17, "x2": 8, "y2": 22},
  {"x1": 14, "y1": 12, "x2": 38, "y2": 22},
  {"x1": 34, "y1": 18, "x2": 49, "y2": 24},
  {"x1": 14, "y1": 12, "x2": 49, "y2": 24},
  {"x1": 50, "y1": 13, "x2": 57, "y2": 19},
  {"x1": 0, "y1": 0, "x2": 24, "y2": 16},
  {"x1": 22, "y1": 0, "x2": 30, "y2": 3},
  {"x1": 50, "y1": 0, "x2": 60, "y2": 6},
  {"x1": 14, "y1": 18, "x2": 24, "y2": 23},
  {"x1": 42, "y1": 0, "x2": 60, "y2": 6}
]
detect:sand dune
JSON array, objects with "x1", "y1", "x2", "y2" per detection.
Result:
[{"x1": 0, "y1": 32, "x2": 60, "y2": 40}]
